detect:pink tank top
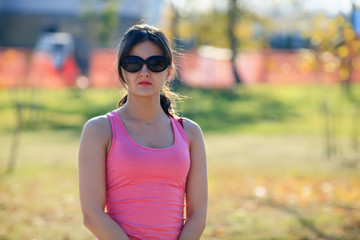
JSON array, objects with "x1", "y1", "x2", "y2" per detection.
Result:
[{"x1": 105, "y1": 110, "x2": 190, "y2": 240}]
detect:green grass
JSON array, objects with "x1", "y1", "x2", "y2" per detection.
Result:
[
  {"x1": 1, "y1": 83, "x2": 359, "y2": 135},
  {"x1": 176, "y1": 83, "x2": 360, "y2": 134}
]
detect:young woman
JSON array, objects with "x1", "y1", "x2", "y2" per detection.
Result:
[{"x1": 78, "y1": 24, "x2": 208, "y2": 240}]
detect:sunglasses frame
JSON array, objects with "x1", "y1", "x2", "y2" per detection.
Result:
[{"x1": 120, "y1": 55, "x2": 170, "y2": 73}]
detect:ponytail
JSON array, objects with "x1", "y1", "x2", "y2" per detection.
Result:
[
  {"x1": 117, "y1": 95, "x2": 127, "y2": 108},
  {"x1": 160, "y1": 89, "x2": 173, "y2": 116}
]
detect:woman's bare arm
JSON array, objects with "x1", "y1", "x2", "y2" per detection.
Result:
[
  {"x1": 178, "y1": 119, "x2": 208, "y2": 240},
  {"x1": 78, "y1": 116, "x2": 130, "y2": 240}
]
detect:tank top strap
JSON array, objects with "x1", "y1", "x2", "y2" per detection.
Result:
[
  {"x1": 171, "y1": 116, "x2": 189, "y2": 147},
  {"x1": 106, "y1": 110, "x2": 122, "y2": 143}
]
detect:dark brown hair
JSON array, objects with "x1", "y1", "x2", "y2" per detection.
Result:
[{"x1": 116, "y1": 23, "x2": 179, "y2": 116}]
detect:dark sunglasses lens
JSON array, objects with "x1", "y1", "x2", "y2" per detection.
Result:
[
  {"x1": 146, "y1": 56, "x2": 169, "y2": 72},
  {"x1": 121, "y1": 56, "x2": 143, "y2": 72}
]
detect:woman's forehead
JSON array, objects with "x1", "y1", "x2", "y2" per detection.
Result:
[{"x1": 129, "y1": 41, "x2": 164, "y2": 58}]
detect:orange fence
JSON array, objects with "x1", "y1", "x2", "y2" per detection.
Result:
[
  {"x1": 1, "y1": 47, "x2": 359, "y2": 89},
  {"x1": 179, "y1": 50, "x2": 360, "y2": 88}
]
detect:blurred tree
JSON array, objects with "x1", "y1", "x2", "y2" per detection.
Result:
[
  {"x1": 185, "y1": 11, "x2": 229, "y2": 48},
  {"x1": 298, "y1": 11, "x2": 360, "y2": 161},
  {"x1": 81, "y1": 0, "x2": 119, "y2": 47},
  {"x1": 167, "y1": 0, "x2": 266, "y2": 49},
  {"x1": 302, "y1": 13, "x2": 360, "y2": 98},
  {"x1": 168, "y1": 0, "x2": 266, "y2": 85}
]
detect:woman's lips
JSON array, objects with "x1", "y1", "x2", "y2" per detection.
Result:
[{"x1": 138, "y1": 81, "x2": 152, "y2": 86}]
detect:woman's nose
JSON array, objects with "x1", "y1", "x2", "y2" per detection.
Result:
[{"x1": 139, "y1": 64, "x2": 150, "y2": 77}]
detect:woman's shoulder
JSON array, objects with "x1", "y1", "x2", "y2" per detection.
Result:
[
  {"x1": 178, "y1": 117, "x2": 204, "y2": 143},
  {"x1": 82, "y1": 114, "x2": 112, "y2": 140},
  {"x1": 84, "y1": 114, "x2": 110, "y2": 128},
  {"x1": 180, "y1": 117, "x2": 201, "y2": 130}
]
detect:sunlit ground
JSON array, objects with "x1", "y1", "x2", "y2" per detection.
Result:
[{"x1": 0, "y1": 131, "x2": 359, "y2": 239}]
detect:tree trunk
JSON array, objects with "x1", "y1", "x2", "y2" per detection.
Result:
[
  {"x1": 228, "y1": 0, "x2": 242, "y2": 84},
  {"x1": 7, "y1": 103, "x2": 23, "y2": 173}
]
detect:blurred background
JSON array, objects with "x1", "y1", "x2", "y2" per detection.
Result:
[{"x1": 0, "y1": 0, "x2": 360, "y2": 239}]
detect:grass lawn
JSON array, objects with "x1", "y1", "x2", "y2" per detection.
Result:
[{"x1": 0, "y1": 84, "x2": 360, "y2": 239}]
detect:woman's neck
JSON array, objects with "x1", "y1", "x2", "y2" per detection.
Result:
[{"x1": 121, "y1": 95, "x2": 166, "y2": 122}]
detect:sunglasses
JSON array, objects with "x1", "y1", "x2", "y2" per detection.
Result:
[{"x1": 120, "y1": 55, "x2": 170, "y2": 73}]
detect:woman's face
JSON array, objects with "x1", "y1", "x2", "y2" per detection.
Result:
[{"x1": 121, "y1": 41, "x2": 172, "y2": 98}]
